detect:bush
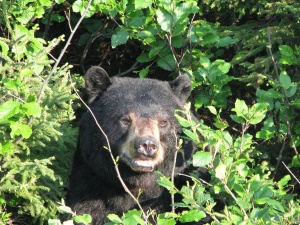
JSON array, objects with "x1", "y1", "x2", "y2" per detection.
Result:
[{"x1": 1, "y1": 0, "x2": 300, "y2": 224}]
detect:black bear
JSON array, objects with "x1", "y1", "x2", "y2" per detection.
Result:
[{"x1": 66, "y1": 66, "x2": 207, "y2": 224}]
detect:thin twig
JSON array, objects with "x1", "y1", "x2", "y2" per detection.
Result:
[
  {"x1": 171, "y1": 130, "x2": 179, "y2": 213},
  {"x1": 273, "y1": 137, "x2": 286, "y2": 179},
  {"x1": 266, "y1": 28, "x2": 299, "y2": 158},
  {"x1": 68, "y1": 74, "x2": 149, "y2": 224},
  {"x1": 37, "y1": 0, "x2": 93, "y2": 104},
  {"x1": 282, "y1": 162, "x2": 300, "y2": 185}
]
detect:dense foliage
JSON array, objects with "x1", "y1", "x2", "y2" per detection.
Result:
[{"x1": 1, "y1": 0, "x2": 300, "y2": 224}]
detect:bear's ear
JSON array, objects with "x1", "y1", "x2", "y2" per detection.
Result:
[
  {"x1": 85, "y1": 66, "x2": 112, "y2": 102},
  {"x1": 169, "y1": 75, "x2": 192, "y2": 103}
]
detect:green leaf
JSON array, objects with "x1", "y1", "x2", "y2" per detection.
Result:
[
  {"x1": 183, "y1": 128, "x2": 199, "y2": 143},
  {"x1": 248, "y1": 103, "x2": 268, "y2": 124},
  {"x1": 10, "y1": 122, "x2": 32, "y2": 139},
  {"x1": 107, "y1": 214, "x2": 122, "y2": 223},
  {"x1": 136, "y1": 30, "x2": 155, "y2": 44},
  {"x1": 3, "y1": 78, "x2": 21, "y2": 89},
  {"x1": 173, "y1": 2, "x2": 198, "y2": 23},
  {"x1": 200, "y1": 57, "x2": 211, "y2": 70},
  {"x1": 157, "y1": 54, "x2": 176, "y2": 71},
  {"x1": 156, "y1": 8, "x2": 172, "y2": 32},
  {"x1": 179, "y1": 210, "x2": 206, "y2": 223},
  {"x1": 236, "y1": 164, "x2": 249, "y2": 178},
  {"x1": 279, "y1": 45, "x2": 294, "y2": 57},
  {"x1": 0, "y1": 41, "x2": 9, "y2": 55},
  {"x1": 232, "y1": 99, "x2": 248, "y2": 118},
  {"x1": 193, "y1": 152, "x2": 212, "y2": 167},
  {"x1": 254, "y1": 186, "x2": 273, "y2": 204},
  {"x1": 72, "y1": 0, "x2": 84, "y2": 13},
  {"x1": 280, "y1": 71, "x2": 291, "y2": 90},
  {"x1": 256, "y1": 117, "x2": 275, "y2": 140},
  {"x1": 0, "y1": 101, "x2": 21, "y2": 121},
  {"x1": 215, "y1": 36, "x2": 238, "y2": 47},
  {"x1": 236, "y1": 198, "x2": 251, "y2": 210},
  {"x1": 292, "y1": 155, "x2": 300, "y2": 167},
  {"x1": 39, "y1": 0, "x2": 52, "y2": 6},
  {"x1": 55, "y1": 0, "x2": 65, "y2": 4},
  {"x1": 207, "y1": 106, "x2": 217, "y2": 115},
  {"x1": 215, "y1": 164, "x2": 226, "y2": 179},
  {"x1": 230, "y1": 115, "x2": 245, "y2": 124},
  {"x1": 267, "y1": 199, "x2": 285, "y2": 212},
  {"x1": 139, "y1": 67, "x2": 149, "y2": 78},
  {"x1": 286, "y1": 83, "x2": 297, "y2": 97},
  {"x1": 73, "y1": 214, "x2": 92, "y2": 224},
  {"x1": 157, "y1": 213, "x2": 177, "y2": 225},
  {"x1": 111, "y1": 29, "x2": 129, "y2": 48},
  {"x1": 0, "y1": 142, "x2": 14, "y2": 155},
  {"x1": 47, "y1": 219, "x2": 62, "y2": 225},
  {"x1": 157, "y1": 176, "x2": 175, "y2": 193},
  {"x1": 20, "y1": 68, "x2": 34, "y2": 77},
  {"x1": 22, "y1": 102, "x2": 41, "y2": 117},
  {"x1": 134, "y1": 0, "x2": 152, "y2": 10},
  {"x1": 277, "y1": 175, "x2": 291, "y2": 189}
]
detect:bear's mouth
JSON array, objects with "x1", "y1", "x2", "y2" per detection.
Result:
[{"x1": 122, "y1": 154, "x2": 155, "y2": 172}]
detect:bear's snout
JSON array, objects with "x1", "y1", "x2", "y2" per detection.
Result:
[{"x1": 135, "y1": 136, "x2": 157, "y2": 157}]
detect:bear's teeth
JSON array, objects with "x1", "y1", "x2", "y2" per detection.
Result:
[{"x1": 133, "y1": 160, "x2": 153, "y2": 168}]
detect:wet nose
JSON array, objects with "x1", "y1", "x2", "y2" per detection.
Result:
[{"x1": 135, "y1": 137, "x2": 157, "y2": 157}]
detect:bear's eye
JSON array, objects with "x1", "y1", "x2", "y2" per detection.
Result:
[
  {"x1": 121, "y1": 117, "x2": 131, "y2": 126},
  {"x1": 159, "y1": 120, "x2": 168, "y2": 127}
]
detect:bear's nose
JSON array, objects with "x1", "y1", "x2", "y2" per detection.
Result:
[{"x1": 135, "y1": 137, "x2": 157, "y2": 157}]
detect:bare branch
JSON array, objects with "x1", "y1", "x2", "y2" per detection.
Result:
[
  {"x1": 37, "y1": 0, "x2": 93, "y2": 104},
  {"x1": 282, "y1": 161, "x2": 300, "y2": 185}
]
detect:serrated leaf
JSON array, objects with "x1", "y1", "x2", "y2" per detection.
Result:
[
  {"x1": 280, "y1": 71, "x2": 291, "y2": 90},
  {"x1": 179, "y1": 210, "x2": 206, "y2": 222},
  {"x1": 183, "y1": 128, "x2": 199, "y2": 142},
  {"x1": 254, "y1": 186, "x2": 273, "y2": 204},
  {"x1": 200, "y1": 57, "x2": 210, "y2": 70},
  {"x1": 0, "y1": 101, "x2": 21, "y2": 121},
  {"x1": 278, "y1": 175, "x2": 291, "y2": 189},
  {"x1": 134, "y1": 0, "x2": 152, "y2": 10},
  {"x1": 193, "y1": 151, "x2": 212, "y2": 167},
  {"x1": 10, "y1": 122, "x2": 32, "y2": 139},
  {"x1": 47, "y1": 219, "x2": 62, "y2": 225},
  {"x1": 279, "y1": 45, "x2": 294, "y2": 57},
  {"x1": 107, "y1": 214, "x2": 122, "y2": 223},
  {"x1": 73, "y1": 214, "x2": 92, "y2": 224},
  {"x1": 22, "y1": 102, "x2": 41, "y2": 117},
  {"x1": 20, "y1": 68, "x2": 34, "y2": 77},
  {"x1": 232, "y1": 99, "x2": 248, "y2": 117},
  {"x1": 111, "y1": 29, "x2": 129, "y2": 48},
  {"x1": 156, "y1": 8, "x2": 172, "y2": 32},
  {"x1": 256, "y1": 117, "x2": 275, "y2": 140},
  {"x1": 157, "y1": 54, "x2": 176, "y2": 71},
  {"x1": 215, "y1": 164, "x2": 226, "y2": 179},
  {"x1": 230, "y1": 115, "x2": 245, "y2": 124},
  {"x1": 292, "y1": 155, "x2": 300, "y2": 167},
  {"x1": 174, "y1": 2, "x2": 198, "y2": 23},
  {"x1": 0, "y1": 41, "x2": 9, "y2": 55},
  {"x1": 248, "y1": 103, "x2": 268, "y2": 124},
  {"x1": 215, "y1": 36, "x2": 238, "y2": 47},
  {"x1": 236, "y1": 198, "x2": 251, "y2": 210}
]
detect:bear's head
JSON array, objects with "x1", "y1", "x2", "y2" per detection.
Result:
[{"x1": 79, "y1": 66, "x2": 193, "y2": 190}]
